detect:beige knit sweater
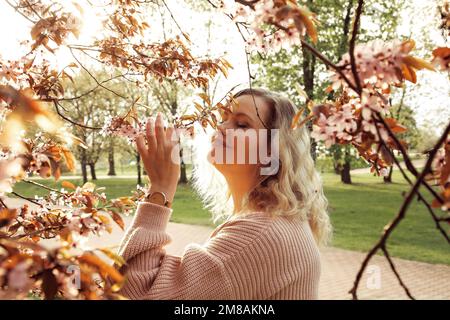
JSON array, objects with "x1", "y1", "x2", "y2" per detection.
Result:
[{"x1": 117, "y1": 201, "x2": 321, "y2": 300}]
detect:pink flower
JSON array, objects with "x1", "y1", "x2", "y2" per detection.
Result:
[
  {"x1": 331, "y1": 39, "x2": 418, "y2": 93},
  {"x1": 0, "y1": 62, "x2": 21, "y2": 82},
  {"x1": 101, "y1": 116, "x2": 147, "y2": 143},
  {"x1": 360, "y1": 90, "x2": 388, "y2": 120},
  {"x1": 361, "y1": 118, "x2": 389, "y2": 141},
  {"x1": 311, "y1": 113, "x2": 336, "y2": 148},
  {"x1": 328, "y1": 104, "x2": 357, "y2": 133}
]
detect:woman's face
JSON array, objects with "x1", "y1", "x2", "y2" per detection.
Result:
[{"x1": 208, "y1": 94, "x2": 273, "y2": 176}]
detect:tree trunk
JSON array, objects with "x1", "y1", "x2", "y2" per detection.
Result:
[
  {"x1": 340, "y1": 159, "x2": 352, "y2": 184},
  {"x1": 136, "y1": 153, "x2": 142, "y2": 185},
  {"x1": 179, "y1": 147, "x2": 187, "y2": 183},
  {"x1": 80, "y1": 148, "x2": 88, "y2": 184},
  {"x1": 340, "y1": 147, "x2": 352, "y2": 184},
  {"x1": 334, "y1": 162, "x2": 342, "y2": 175},
  {"x1": 89, "y1": 163, "x2": 97, "y2": 180},
  {"x1": 384, "y1": 166, "x2": 394, "y2": 183},
  {"x1": 107, "y1": 139, "x2": 116, "y2": 176}
]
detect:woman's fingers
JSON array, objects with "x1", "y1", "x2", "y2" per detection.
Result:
[
  {"x1": 165, "y1": 126, "x2": 175, "y2": 144},
  {"x1": 135, "y1": 134, "x2": 148, "y2": 159},
  {"x1": 155, "y1": 112, "x2": 166, "y2": 150},
  {"x1": 146, "y1": 117, "x2": 157, "y2": 151}
]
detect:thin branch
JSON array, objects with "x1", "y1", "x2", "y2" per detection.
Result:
[
  {"x1": 22, "y1": 179, "x2": 66, "y2": 196},
  {"x1": 51, "y1": 72, "x2": 133, "y2": 102},
  {"x1": 4, "y1": 0, "x2": 37, "y2": 23},
  {"x1": 69, "y1": 48, "x2": 129, "y2": 101},
  {"x1": 68, "y1": 46, "x2": 154, "y2": 110},
  {"x1": 0, "y1": 197, "x2": 9, "y2": 209},
  {"x1": 161, "y1": 0, "x2": 186, "y2": 38},
  {"x1": 54, "y1": 100, "x2": 102, "y2": 130},
  {"x1": 10, "y1": 192, "x2": 41, "y2": 206},
  {"x1": 381, "y1": 246, "x2": 415, "y2": 300},
  {"x1": 23, "y1": 0, "x2": 43, "y2": 20},
  {"x1": 349, "y1": 0, "x2": 364, "y2": 94},
  {"x1": 208, "y1": 1, "x2": 269, "y2": 129},
  {"x1": 11, "y1": 225, "x2": 62, "y2": 240},
  {"x1": 244, "y1": 49, "x2": 270, "y2": 129}
]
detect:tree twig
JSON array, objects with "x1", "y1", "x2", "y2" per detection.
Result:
[
  {"x1": 11, "y1": 225, "x2": 62, "y2": 240},
  {"x1": 381, "y1": 245, "x2": 415, "y2": 300},
  {"x1": 0, "y1": 197, "x2": 9, "y2": 209},
  {"x1": 54, "y1": 100, "x2": 102, "y2": 130},
  {"x1": 10, "y1": 192, "x2": 41, "y2": 206},
  {"x1": 22, "y1": 179, "x2": 66, "y2": 196},
  {"x1": 349, "y1": 0, "x2": 364, "y2": 94},
  {"x1": 4, "y1": 0, "x2": 37, "y2": 23}
]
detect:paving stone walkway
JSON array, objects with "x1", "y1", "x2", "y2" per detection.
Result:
[{"x1": 4, "y1": 197, "x2": 450, "y2": 300}]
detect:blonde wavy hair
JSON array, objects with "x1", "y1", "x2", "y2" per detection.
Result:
[{"x1": 191, "y1": 88, "x2": 332, "y2": 246}]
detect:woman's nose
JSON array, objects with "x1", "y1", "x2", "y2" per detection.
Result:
[{"x1": 217, "y1": 122, "x2": 227, "y2": 135}]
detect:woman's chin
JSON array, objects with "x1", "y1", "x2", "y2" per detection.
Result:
[{"x1": 207, "y1": 148, "x2": 224, "y2": 170}]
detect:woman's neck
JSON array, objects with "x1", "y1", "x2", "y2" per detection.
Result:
[{"x1": 225, "y1": 170, "x2": 260, "y2": 214}]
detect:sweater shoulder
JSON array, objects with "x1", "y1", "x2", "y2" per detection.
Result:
[
  {"x1": 206, "y1": 213, "x2": 319, "y2": 261},
  {"x1": 208, "y1": 212, "x2": 274, "y2": 241},
  {"x1": 203, "y1": 212, "x2": 274, "y2": 258},
  {"x1": 204, "y1": 212, "x2": 313, "y2": 261}
]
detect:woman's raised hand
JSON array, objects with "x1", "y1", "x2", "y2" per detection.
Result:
[{"x1": 135, "y1": 112, "x2": 180, "y2": 203}]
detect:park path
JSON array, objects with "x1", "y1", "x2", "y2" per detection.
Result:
[{"x1": 4, "y1": 197, "x2": 449, "y2": 300}]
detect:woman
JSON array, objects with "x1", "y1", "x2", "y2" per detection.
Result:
[{"x1": 116, "y1": 88, "x2": 331, "y2": 300}]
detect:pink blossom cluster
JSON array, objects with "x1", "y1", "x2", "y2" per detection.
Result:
[
  {"x1": 311, "y1": 90, "x2": 390, "y2": 149},
  {"x1": 311, "y1": 102, "x2": 357, "y2": 148},
  {"x1": 331, "y1": 39, "x2": 417, "y2": 92},
  {"x1": 0, "y1": 54, "x2": 54, "y2": 97},
  {"x1": 101, "y1": 115, "x2": 147, "y2": 143},
  {"x1": 0, "y1": 181, "x2": 134, "y2": 298},
  {"x1": 218, "y1": 0, "x2": 311, "y2": 52},
  {"x1": 8, "y1": 185, "x2": 119, "y2": 246},
  {"x1": 0, "y1": 58, "x2": 32, "y2": 85},
  {"x1": 310, "y1": 39, "x2": 426, "y2": 164}
]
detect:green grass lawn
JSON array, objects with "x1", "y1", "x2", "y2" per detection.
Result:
[{"x1": 11, "y1": 170, "x2": 449, "y2": 265}]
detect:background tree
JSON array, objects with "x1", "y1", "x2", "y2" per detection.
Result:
[{"x1": 61, "y1": 74, "x2": 100, "y2": 183}]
